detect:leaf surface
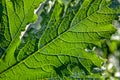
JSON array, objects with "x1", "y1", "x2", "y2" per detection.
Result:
[
  {"x1": 0, "y1": 0, "x2": 119, "y2": 79},
  {"x1": 0, "y1": 0, "x2": 44, "y2": 74}
]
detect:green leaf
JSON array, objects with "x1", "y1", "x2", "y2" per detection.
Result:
[
  {"x1": 0, "y1": 0, "x2": 44, "y2": 71},
  {"x1": 0, "y1": 0, "x2": 119, "y2": 79}
]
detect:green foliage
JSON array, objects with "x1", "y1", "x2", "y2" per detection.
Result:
[{"x1": 0, "y1": 0, "x2": 119, "y2": 79}]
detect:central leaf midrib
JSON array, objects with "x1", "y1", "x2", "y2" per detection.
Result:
[
  {"x1": 0, "y1": 0, "x2": 102, "y2": 75},
  {"x1": 38, "y1": 1, "x2": 101, "y2": 51}
]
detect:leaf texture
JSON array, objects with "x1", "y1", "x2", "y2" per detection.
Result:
[
  {"x1": 0, "y1": 0, "x2": 44, "y2": 72},
  {"x1": 0, "y1": 0, "x2": 119, "y2": 79}
]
